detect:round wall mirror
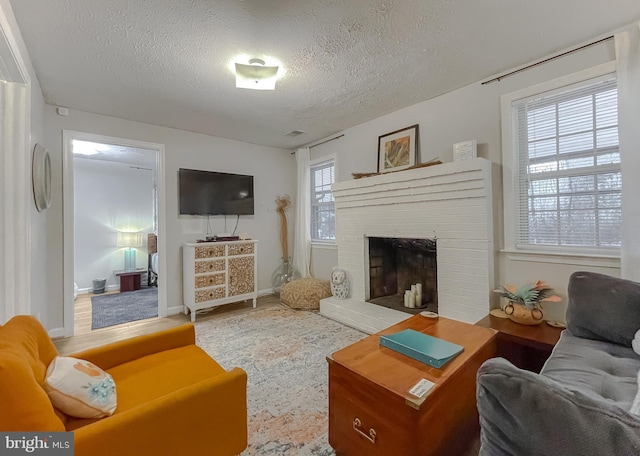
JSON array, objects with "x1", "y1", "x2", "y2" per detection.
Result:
[{"x1": 32, "y1": 143, "x2": 52, "y2": 212}]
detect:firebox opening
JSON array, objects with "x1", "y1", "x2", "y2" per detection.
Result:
[{"x1": 367, "y1": 237, "x2": 437, "y2": 315}]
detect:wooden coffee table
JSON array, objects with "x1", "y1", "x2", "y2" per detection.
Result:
[{"x1": 327, "y1": 315, "x2": 497, "y2": 456}]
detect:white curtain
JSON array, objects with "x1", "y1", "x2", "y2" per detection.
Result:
[
  {"x1": 616, "y1": 23, "x2": 640, "y2": 281},
  {"x1": 293, "y1": 148, "x2": 311, "y2": 277}
]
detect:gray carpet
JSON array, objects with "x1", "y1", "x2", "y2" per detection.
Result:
[{"x1": 91, "y1": 287, "x2": 158, "y2": 329}]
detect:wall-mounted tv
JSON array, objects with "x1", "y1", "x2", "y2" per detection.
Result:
[{"x1": 179, "y1": 168, "x2": 254, "y2": 216}]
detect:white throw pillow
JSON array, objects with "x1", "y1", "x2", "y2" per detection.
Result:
[{"x1": 44, "y1": 356, "x2": 117, "y2": 419}]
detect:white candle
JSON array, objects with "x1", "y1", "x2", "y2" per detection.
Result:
[
  {"x1": 404, "y1": 291, "x2": 411, "y2": 307},
  {"x1": 416, "y1": 283, "x2": 423, "y2": 307},
  {"x1": 408, "y1": 291, "x2": 416, "y2": 308}
]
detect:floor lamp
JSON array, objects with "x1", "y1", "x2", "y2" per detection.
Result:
[{"x1": 116, "y1": 232, "x2": 144, "y2": 272}]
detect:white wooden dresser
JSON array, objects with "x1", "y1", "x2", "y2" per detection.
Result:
[{"x1": 182, "y1": 240, "x2": 258, "y2": 321}]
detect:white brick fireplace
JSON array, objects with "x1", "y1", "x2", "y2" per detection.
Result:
[{"x1": 320, "y1": 158, "x2": 497, "y2": 333}]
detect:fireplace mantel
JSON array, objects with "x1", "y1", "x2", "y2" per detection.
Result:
[{"x1": 321, "y1": 158, "x2": 497, "y2": 333}]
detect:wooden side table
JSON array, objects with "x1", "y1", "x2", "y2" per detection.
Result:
[
  {"x1": 114, "y1": 269, "x2": 145, "y2": 292},
  {"x1": 476, "y1": 314, "x2": 564, "y2": 373}
]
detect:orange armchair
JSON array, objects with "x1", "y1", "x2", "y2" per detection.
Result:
[{"x1": 0, "y1": 315, "x2": 247, "y2": 456}]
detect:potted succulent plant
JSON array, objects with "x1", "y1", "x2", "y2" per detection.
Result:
[{"x1": 493, "y1": 281, "x2": 561, "y2": 325}]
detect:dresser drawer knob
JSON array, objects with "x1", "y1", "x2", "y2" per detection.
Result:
[{"x1": 353, "y1": 418, "x2": 377, "y2": 444}]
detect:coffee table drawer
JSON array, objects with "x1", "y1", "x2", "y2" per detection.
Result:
[{"x1": 328, "y1": 361, "x2": 415, "y2": 455}]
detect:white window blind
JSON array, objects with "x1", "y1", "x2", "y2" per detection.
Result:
[
  {"x1": 513, "y1": 77, "x2": 621, "y2": 250},
  {"x1": 310, "y1": 159, "x2": 336, "y2": 242}
]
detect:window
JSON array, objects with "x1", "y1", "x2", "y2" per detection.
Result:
[
  {"x1": 310, "y1": 158, "x2": 335, "y2": 242},
  {"x1": 509, "y1": 75, "x2": 621, "y2": 251}
]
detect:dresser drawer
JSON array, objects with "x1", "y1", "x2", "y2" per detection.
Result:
[
  {"x1": 195, "y1": 287, "x2": 226, "y2": 303},
  {"x1": 228, "y1": 242, "x2": 254, "y2": 256},
  {"x1": 194, "y1": 245, "x2": 225, "y2": 259},
  {"x1": 195, "y1": 259, "x2": 225, "y2": 274},
  {"x1": 195, "y1": 273, "x2": 225, "y2": 289}
]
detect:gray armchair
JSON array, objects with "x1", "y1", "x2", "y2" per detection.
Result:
[{"x1": 476, "y1": 271, "x2": 640, "y2": 455}]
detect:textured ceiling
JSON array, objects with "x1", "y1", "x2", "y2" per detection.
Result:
[{"x1": 9, "y1": 0, "x2": 640, "y2": 150}]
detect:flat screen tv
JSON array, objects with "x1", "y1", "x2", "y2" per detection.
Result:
[{"x1": 179, "y1": 168, "x2": 254, "y2": 215}]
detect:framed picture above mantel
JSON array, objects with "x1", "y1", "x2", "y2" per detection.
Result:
[{"x1": 377, "y1": 124, "x2": 419, "y2": 173}]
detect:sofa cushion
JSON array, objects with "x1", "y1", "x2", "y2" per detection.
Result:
[
  {"x1": 542, "y1": 331, "x2": 640, "y2": 410},
  {"x1": 65, "y1": 344, "x2": 226, "y2": 430},
  {"x1": 477, "y1": 357, "x2": 640, "y2": 456},
  {"x1": 0, "y1": 316, "x2": 65, "y2": 431},
  {"x1": 110, "y1": 344, "x2": 227, "y2": 409},
  {"x1": 567, "y1": 271, "x2": 640, "y2": 346},
  {"x1": 45, "y1": 356, "x2": 117, "y2": 418}
]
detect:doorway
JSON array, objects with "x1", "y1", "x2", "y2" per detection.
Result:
[{"x1": 62, "y1": 131, "x2": 167, "y2": 337}]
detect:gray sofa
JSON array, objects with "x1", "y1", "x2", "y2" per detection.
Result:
[{"x1": 476, "y1": 271, "x2": 640, "y2": 455}]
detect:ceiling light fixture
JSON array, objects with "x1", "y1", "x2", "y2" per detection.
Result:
[{"x1": 235, "y1": 58, "x2": 279, "y2": 90}]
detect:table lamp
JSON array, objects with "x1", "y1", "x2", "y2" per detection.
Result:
[{"x1": 116, "y1": 231, "x2": 144, "y2": 272}]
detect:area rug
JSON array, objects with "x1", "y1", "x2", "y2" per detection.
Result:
[
  {"x1": 195, "y1": 306, "x2": 365, "y2": 456},
  {"x1": 91, "y1": 288, "x2": 158, "y2": 329}
]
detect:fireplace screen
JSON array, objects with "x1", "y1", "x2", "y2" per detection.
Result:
[{"x1": 368, "y1": 237, "x2": 437, "y2": 314}]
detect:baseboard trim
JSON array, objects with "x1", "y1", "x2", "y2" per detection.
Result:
[
  {"x1": 167, "y1": 305, "x2": 184, "y2": 315},
  {"x1": 48, "y1": 327, "x2": 65, "y2": 339},
  {"x1": 78, "y1": 284, "x2": 119, "y2": 294}
]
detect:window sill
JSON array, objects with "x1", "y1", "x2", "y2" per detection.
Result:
[
  {"x1": 501, "y1": 249, "x2": 620, "y2": 268},
  {"x1": 311, "y1": 241, "x2": 337, "y2": 250}
]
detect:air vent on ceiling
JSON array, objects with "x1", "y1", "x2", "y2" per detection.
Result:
[{"x1": 285, "y1": 130, "x2": 305, "y2": 137}]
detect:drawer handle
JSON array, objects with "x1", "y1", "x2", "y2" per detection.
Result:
[{"x1": 353, "y1": 418, "x2": 376, "y2": 444}]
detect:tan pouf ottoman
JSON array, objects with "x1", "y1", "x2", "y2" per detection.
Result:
[{"x1": 281, "y1": 277, "x2": 332, "y2": 310}]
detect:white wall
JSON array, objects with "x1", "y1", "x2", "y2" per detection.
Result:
[
  {"x1": 74, "y1": 158, "x2": 154, "y2": 290},
  {"x1": 310, "y1": 244, "x2": 337, "y2": 280},
  {"x1": 45, "y1": 107, "x2": 295, "y2": 330},
  {"x1": 310, "y1": 38, "x2": 622, "y2": 323}
]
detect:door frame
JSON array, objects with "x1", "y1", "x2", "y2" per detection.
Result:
[
  {"x1": 0, "y1": 2, "x2": 31, "y2": 323},
  {"x1": 62, "y1": 130, "x2": 167, "y2": 336}
]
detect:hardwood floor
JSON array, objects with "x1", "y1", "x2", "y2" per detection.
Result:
[
  {"x1": 73, "y1": 290, "x2": 118, "y2": 336},
  {"x1": 54, "y1": 292, "x2": 281, "y2": 355}
]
